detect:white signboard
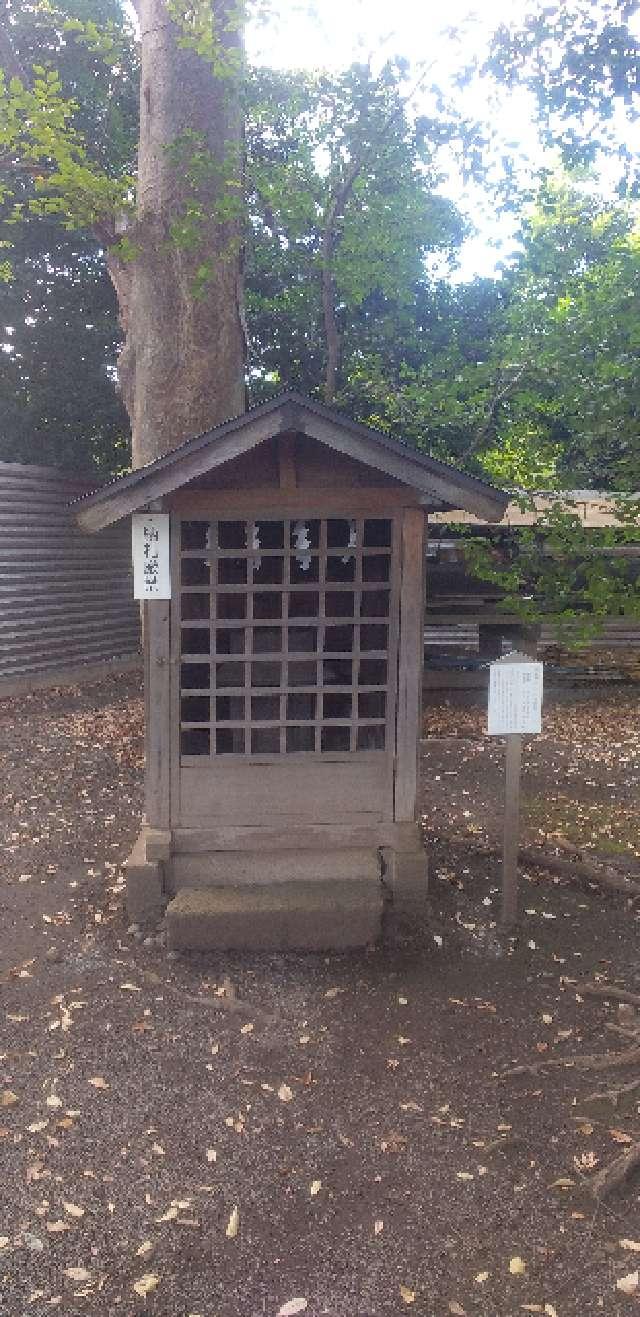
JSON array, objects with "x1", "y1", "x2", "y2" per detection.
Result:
[
  {"x1": 132, "y1": 513, "x2": 171, "y2": 599},
  {"x1": 487, "y1": 654, "x2": 543, "y2": 735}
]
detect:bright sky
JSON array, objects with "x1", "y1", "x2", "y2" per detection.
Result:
[{"x1": 246, "y1": 0, "x2": 634, "y2": 279}]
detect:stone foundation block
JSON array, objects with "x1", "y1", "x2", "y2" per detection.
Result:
[
  {"x1": 166, "y1": 879, "x2": 383, "y2": 952},
  {"x1": 381, "y1": 846, "x2": 428, "y2": 910},
  {"x1": 124, "y1": 833, "x2": 166, "y2": 923}
]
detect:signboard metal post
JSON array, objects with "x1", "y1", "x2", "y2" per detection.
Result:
[{"x1": 487, "y1": 652, "x2": 543, "y2": 931}]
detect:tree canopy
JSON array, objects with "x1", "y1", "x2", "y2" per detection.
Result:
[{"x1": 1, "y1": 0, "x2": 638, "y2": 506}]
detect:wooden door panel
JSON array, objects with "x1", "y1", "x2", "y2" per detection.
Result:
[{"x1": 179, "y1": 759, "x2": 387, "y2": 825}]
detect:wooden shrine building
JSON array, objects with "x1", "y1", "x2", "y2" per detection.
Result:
[{"x1": 76, "y1": 393, "x2": 508, "y2": 950}]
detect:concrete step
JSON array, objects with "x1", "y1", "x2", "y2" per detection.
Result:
[
  {"x1": 169, "y1": 847, "x2": 380, "y2": 892},
  {"x1": 166, "y1": 879, "x2": 383, "y2": 952}
]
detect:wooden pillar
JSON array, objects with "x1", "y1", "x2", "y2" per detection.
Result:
[
  {"x1": 144, "y1": 598, "x2": 171, "y2": 828},
  {"x1": 394, "y1": 507, "x2": 426, "y2": 822}
]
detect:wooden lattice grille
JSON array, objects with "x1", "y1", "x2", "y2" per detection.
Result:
[{"x1": 178, "y1": 516, "x2": 397, "y2": 759}]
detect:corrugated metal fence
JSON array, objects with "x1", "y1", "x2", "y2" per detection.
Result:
[{"x1": 0, "y1": 461, "x2": 140, "y2": 694}]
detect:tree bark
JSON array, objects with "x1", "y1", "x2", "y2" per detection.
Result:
[
  {"x1": 119, "y1": 0, "x2": 246, "y2": 467},
  {"x1": 320, "y1": 159, "x2": 364, "y2": 405}
]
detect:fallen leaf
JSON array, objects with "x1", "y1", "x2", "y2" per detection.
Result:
[
  {"x1": 120, "y1": 983, "x2": 142, "y2": 993},
  {"x1": 449, "y1": 1305, "x2": 466, "y2": 1316},
  {"x1": 620, "y1": 1240, "x2": 640, "y2": 1253},
  {"x1": 46, "y1": 1221, "x2": 69, "y2": 1234},
  {"x1": 24, "y1": 1232, "x2": 44, "y2": 1252},
  {"x1": 63, "y1": 1268, "x2": 91, "y2": 1283},
  {"x1": 0, "y1": 1237, "x2": 9, "y2": 1249},
  {"x1": 400, "y1": 1285, "x2": 415, "y2": 1305},
  {"x1": 277, "y1": 1084, "x2": 294, "y2": 1103},
  {"x1": 544, "y1": 1306, "x2": 559, "y2": 1317},
  {"x1": 277, "y1": 1301, "x2": 308, "y2": 1317},
  {"x1": 63, "y1": 1202, "x2": 85, "y2": 1219},
  {"x1": 27, "y1": 1121, "x2": 48, "y2": 1133},
  {"x1": 456, "y1": 1172, "x2": 474, "y2": 1181},
  {"x1": 617, "y1": 1271, "x2": 639, "y2": 1296},
  {"x1": 309, "y1": 1180, "x2": 321, "y2": 1197},
  {"x1": 374, "y1": 1219, "x2": 384, "y2": 1235},
  {"x1": 136, "y1": 1241, "x2": 155, "y2": 1259},
  {"x1": 574, "y1": 1151, "x2": 599, "y2": 1171},
  {"x1": 156, "y1": 1207, "x2": 178, "y2": 1223},
  {"x1": 549, "y1": 1177, "x2": 575, "y2": 1189},
  {"x1": 225, "y1": 1206, "x2": 239, "y2": 1239},
  {"x1": 542, "y1": 1014, "x2": 553, "y2": 1024},
  {"x1": 380, "y1": 1132, "x2": 407, "y2": 1153},
  {"x1": 133, "y1": 1273, "x2": 160, "y2": 1298},
  {"x1": 206, "y1": 1148, "x2": 217, "y2": 1163},
  {"x1": 324, "y1": 987, "x2": 341, "y2": 999},
  {"x1": 610, "y1": 1129, "x2": 634, "y2": 1145},
  {"x1": 475, "y1": 1272, "x2": 489, "y2": 1284},
  {"x1": 45, "y1": 1095, "x2": 62, "y2": 1109},
  {"x1": 87, "y1": 1077, "x2": 109, "y2": 1090},
  {"x1": 509, "y1": 1256, "x2": 527, "y2": 1276},
  {"x1": 1, "y1": 1091, "x2": 18, "y2": 1108}
]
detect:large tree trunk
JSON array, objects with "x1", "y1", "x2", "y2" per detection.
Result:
[{"x1": 115, "y1": 0, "x2": 246, "y2": 468}]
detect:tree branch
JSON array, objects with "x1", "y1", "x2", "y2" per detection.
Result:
[
  {"x1": 320, "y1": 60, "x2": 436, "y2": 404},
  {"x1": 468, "y1": 362, "x2": 529, "y2": 454},
  {"x1": 321, "y1": 157, "x2": 361, "y2": 403},
  {"x1": 0, "y1": 23, "x2": 27, "y2": 84}
]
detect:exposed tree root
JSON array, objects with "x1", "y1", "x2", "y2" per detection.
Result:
[
  {"x1": 580, "y1": 1076, "x2": 640, "y2": 1116},
  {"x1": 501, "y1": 1046, "x2": 640, "y2": 1079},
  {"x1": 517, "y1": 848, "x2": 640, "y2": 899},
  {"x1": 590, "y1": 1141, "x2": 640, "y2": 1200},
  {"x1": 605, "y1": 1022, "x2": 640, "y2": 1043},
  {"x1": 581, "y1": 983, "x2": 640, "y2": 1008},
  {"x1": 483, "y1": 1133, "x2": 523, "y2": 1154},
  {"x1": 141, "y1": 970, "x2": 277, "y2": 1024},
  {"x1": 460, "y1": 840, "x2": 640, "y2": 899}
]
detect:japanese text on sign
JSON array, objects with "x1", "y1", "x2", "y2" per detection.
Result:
[
  {"x1": 487, "y1": 654, "x2": 543, "y2": 735},
  {"x1": 132, "y1": 513, "x2": 171, "y2": 599}
]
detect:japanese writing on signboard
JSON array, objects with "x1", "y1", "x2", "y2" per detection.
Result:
[
  {"x1": 132, "y1": 513, "x2": 171, "y2": 599},
  {"x1": 487, "y1": 654, "x2": 543, "y2": 735}
]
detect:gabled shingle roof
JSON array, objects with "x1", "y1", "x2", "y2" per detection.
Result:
[{"x1": 75, "y1": 391, "x2": 509, "y2": 531}]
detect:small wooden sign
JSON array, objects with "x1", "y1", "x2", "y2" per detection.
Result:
[
  {"x1": 488, "y1": 651, "x2": 543, "y2": 930},
  {"x1": 132, "y1": 513, "x2": 171, "y2": 599},
  {"x1": 488, "y1": 653, "x2": 543, "y2": 735}
]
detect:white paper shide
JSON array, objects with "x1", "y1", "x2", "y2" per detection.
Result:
[
  {"x1": 487, "y1": 653, "x2": 543, "y2": 735},
  {"x1": 132, "y1": 513, "x2": 171, "y2": 599}
]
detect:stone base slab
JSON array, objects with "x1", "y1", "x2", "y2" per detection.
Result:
[
  {"x1": 166, "y1": 879, "x2": 383, "y2": 952},
  {"x1": 169, "y1": 847, "x2": 379, "y2": 892}
]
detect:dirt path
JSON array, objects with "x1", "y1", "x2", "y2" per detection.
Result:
[{"x1": 1, "y1": 676, "x2": 640, "y2": 1316}]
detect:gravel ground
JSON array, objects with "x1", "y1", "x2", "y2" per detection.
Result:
[{"x1": 1, "y1": 674, "x2": 640, "y2": 1317}]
